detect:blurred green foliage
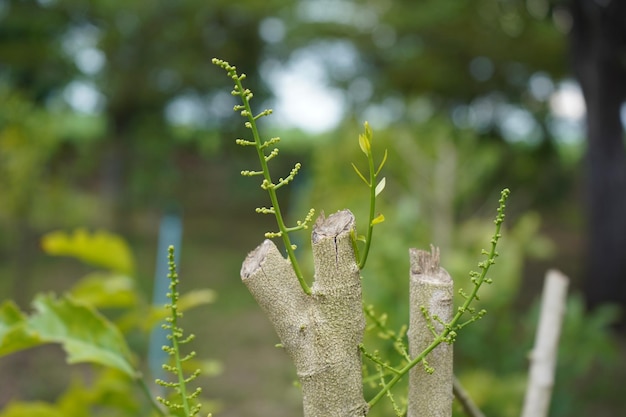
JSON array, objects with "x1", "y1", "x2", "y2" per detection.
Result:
[
  {"x1": 0, "y1": 229, "x2": 217, "y2": 416},
  {"x1": 0, "y1": 0, "x2": 624, "y2": 415},
  {"x1": 0, "y1": 87, "x2": 102, "y2": 229}
]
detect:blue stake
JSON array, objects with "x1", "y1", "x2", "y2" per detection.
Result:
[{"x1": 148, "y1": 210, "x2": 183, "y2": 386}]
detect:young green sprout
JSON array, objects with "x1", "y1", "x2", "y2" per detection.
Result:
[{"x1": 351, "y1": 121, "x2": 388, "y2": 269}]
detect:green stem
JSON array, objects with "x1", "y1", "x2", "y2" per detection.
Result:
[
  {"x1": 170, "y1": 309, "x2": 192, "y2": 416},
  {"x1": 358, "y1": 147, "x2": 377, "y2": 270},
  {"x1": 368, "y1": 336, "x2": 442, "y2": 407}
]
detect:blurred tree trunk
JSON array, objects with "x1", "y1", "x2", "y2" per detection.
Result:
[
  {"x1": 99, "y1": 132, "x2": 128, "y2": 230},
  {"x1": 569, "y1": 0, "x2": 626, "y2": 321}
]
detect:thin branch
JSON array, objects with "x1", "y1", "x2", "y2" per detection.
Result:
[{"x1": 453, "y1": 377, "x2": 486, "y2": 417}]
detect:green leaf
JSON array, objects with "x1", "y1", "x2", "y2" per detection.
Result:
[
  {"x1": 27, "y1": 294, "x2": 136, "y2": 377},
  {"x1": 0, "y1": 300, "x2": 26, "y2": 332},
  {"x1": 41, "y1": 229, "x2": 135, "y2": 275},
  {"x1": 376, "y1": 149, "x2": 388, "y2": 176},
  {"x1": 0, "y1": 301, "x2": 41, "y2": 356},
  {"x1": 371, "y1": 213, "x2": 385, "y2": 226},
  {"x1": 0, "y1": 402, "x2": 66, "y2": 417},
  {"x1": 375, "y1": 177, "x2": 386, "y2": 197},
  {"x1": 178, "y1": 288, "x2": 218, "y2": 311},
  {"x1": 363, "y1": 121, "x2": 373, "y2": 140},
  {"x1": 145, "y1": 288, "x2": 217, "y2": 330},
  {"x1": 358, "y1": 133, "x2": 371, "y2": 155},
  {"x1": 69, "y1": 272, "x2": 138, "y2": 309},
  {"x1": 351, "y1": 163, "x2": 369, "y2": 185}
]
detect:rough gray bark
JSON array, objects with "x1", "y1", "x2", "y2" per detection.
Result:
[
  {"x1": 407, "y1": 247, "x2": 454, "y2": 417},
  {"x1": 241, "y1": 210, "x2": 368, "y2": 417}
]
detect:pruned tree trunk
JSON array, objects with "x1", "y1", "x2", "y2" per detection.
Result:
[
  {"x1": 408, "y1": 247, "x2": 454, "y2": 417},
  {"x1": 241, "y1": 210, "x2": 368, "y2": 417}
]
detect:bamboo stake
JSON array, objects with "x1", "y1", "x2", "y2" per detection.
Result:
[{"x1": 521, "y1": 269, "x2": 569, "y2": 417}]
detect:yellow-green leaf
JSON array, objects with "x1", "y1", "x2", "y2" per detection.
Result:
[
  {"x1": 178, "y1": 288, "x2": 218, "y2": 310},
  {"x1": 358, "y1": 133, "x2": 371, "y2": 155},
  {"x1": 144, "y1": 288, "x2": 217, "y2": 330},
  {"x1": 376, "y1": 149, "x2": 388, "y2": 175},
  {"x1": 371, "y1": 214, "x2": 385, "y2": 226},
  {"x1": 364, "y1": 121, "x2": 373, "y2": 140},
  {"x1": 0, "y1": 402, "x2": 66, "y2": 417},
  {"x1": 0, "y1": 300, "x2": 26, "y2": 331},
  {"x1": 351, "y1": 163, "x2": 369, "y2": 185},
  {"x1": 41, "y1": 229, "x2": 135, "y2": 275},
  {"x1": 69, "y1": 272, "x2": 138, "y2": 309},
  {"x1": 0, "y1": 301, "x2": 40, "y2": 357}
]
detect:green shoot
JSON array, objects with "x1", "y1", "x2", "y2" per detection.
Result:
[
  {"x1": 351, "y1": 121, "x2": 387, "y2": 269},
  {"x1": 212, "y1": 58, "x2": 314, "y2": 295},
  {"x1": 155, "y1": 245, "x2": 206, "y2": 417}
]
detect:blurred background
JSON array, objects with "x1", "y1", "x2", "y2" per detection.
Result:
[{"x1": 1, "y1": 0, "x2": 625, "y2": 416}]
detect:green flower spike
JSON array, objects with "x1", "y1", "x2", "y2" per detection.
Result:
[
  {"x1": 155, "y1": 246, "x2": 206, "y2": 417},
  {"x1": 418, "y1": 188, "x2": 510, "y2": 340},
  {"x1": 213, "y1": 58, "x2": 315, "y2": 295},
  {"x1": 448, "y1": 188, "x2": 510, "y2": 332}
]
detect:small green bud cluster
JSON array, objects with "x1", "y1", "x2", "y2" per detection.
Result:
[{"x1": 419, "y1": 189, "x2": 510, "y2": 340}]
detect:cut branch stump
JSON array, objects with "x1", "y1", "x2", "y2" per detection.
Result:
[
  {"x1": 241, "y1": 210, "x2": 368, "y2": 417},
  {"x1": 408, "y1": 247, "x2": 454, "y2": 417}
]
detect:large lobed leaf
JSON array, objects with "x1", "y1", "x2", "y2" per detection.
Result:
[{"x1": 0, "y1": 294, "x2": 136, "y2": 378}]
